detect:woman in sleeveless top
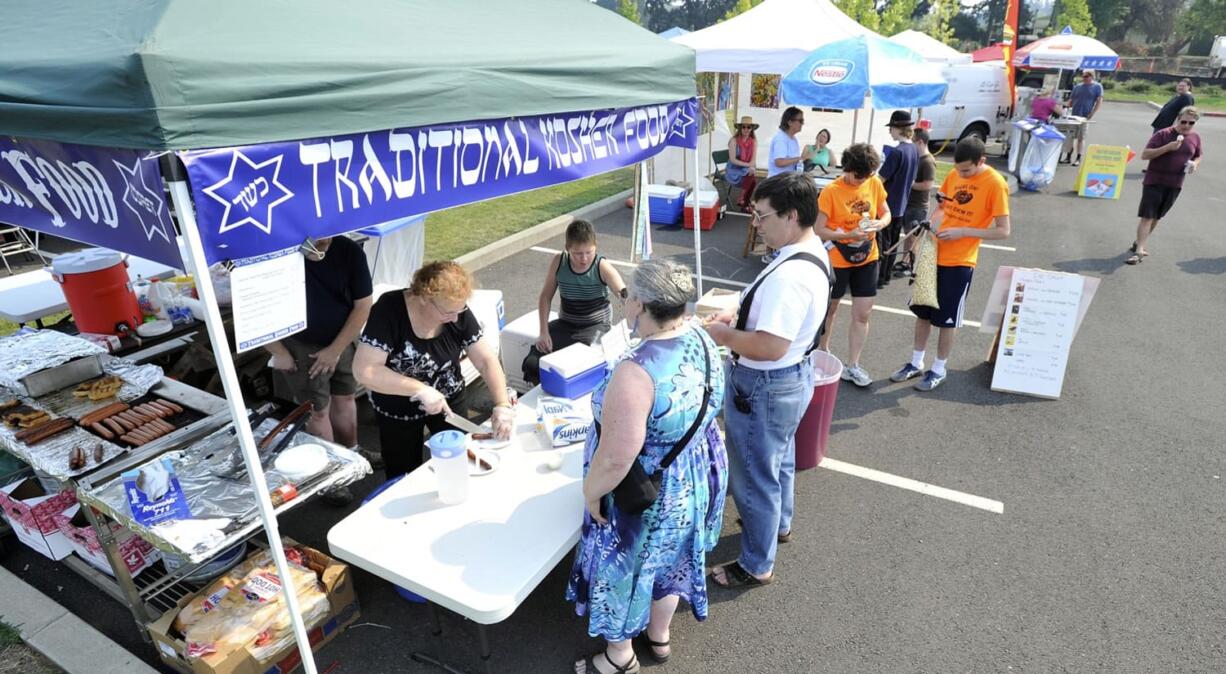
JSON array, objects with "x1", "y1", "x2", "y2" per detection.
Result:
[
  {"x1": 522, "y1": 219, "x2": 625, "y2": 385},
  {"x1": 568, "y1": 259, "x2": 727, "y2": 674},
  {"x1": 726, "y1": 116, "x2": 759, "y2": 212}
]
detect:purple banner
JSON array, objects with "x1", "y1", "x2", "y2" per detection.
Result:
[
  {"x1": 179, "y1": 98, "x2": 699, "y2": 265},
  {"x1": 0, "y1": 138, "x2": 181, "y2": 268}
]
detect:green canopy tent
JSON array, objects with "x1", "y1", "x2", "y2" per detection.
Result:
[
  {"x1": 0, "y1": 0, "x2": 695, "y2": 150},
  {"x1": 0, "y1": 2, "x2": 697, "y2": 672}
]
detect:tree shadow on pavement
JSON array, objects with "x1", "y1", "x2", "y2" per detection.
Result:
[
  {"x1": 1052, "y1": 251, "x2": 1132, "y2": 276},
  {"x1": 829, "y1": 361, "x2": 1047, "y2": 425},
  {"x1": 1177, "y1": 257, "x2": 1226, "y2": 275}
]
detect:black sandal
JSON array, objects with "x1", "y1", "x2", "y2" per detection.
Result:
[
  {"x1": 710, "y1": 560, "x2": 774, "y2": 588},
  {"x1": 634, "y1": 633, "x2": 671, "y2": 664},
  {"x1": 575, "y1": 650, "x2": 640, "y2": 674}
]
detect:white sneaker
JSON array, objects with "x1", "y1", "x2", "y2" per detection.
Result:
[{"x1": 841, "y1": 363, "x2": 873, "y2": 388}]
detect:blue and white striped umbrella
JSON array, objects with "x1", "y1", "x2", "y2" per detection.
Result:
[
  {"x1": 781, "y1": 35, "x2": 948, "y2": 111},
  {"x1": 1012, "y1": 31, "x2": 1119, "y2": 71}
]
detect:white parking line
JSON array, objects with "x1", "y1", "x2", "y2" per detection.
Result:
[
  {"x1": 980, "y1": 243, "x2": 1016, "y2": 252},
  {"x1": 527, "y1": 246, "x2": 980, "y2": 327},
  {"x1": 819, "y1": 457, "x2": 1004, "y2": 514}
]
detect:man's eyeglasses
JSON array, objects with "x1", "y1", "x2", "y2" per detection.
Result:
[{"x1": 752, "y1": 209, "x2": 778, "y2": 222}]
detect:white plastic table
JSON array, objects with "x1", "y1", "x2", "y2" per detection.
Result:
[
  {"x1": 327, "y1": 387, "x2": 586, "y2": 671},
  {"x1": 0, "y1": 254, "x2": 179, "y2": 325}
]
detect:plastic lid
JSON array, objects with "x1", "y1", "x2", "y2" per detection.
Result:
[
  {"x1": 684, "y1": 190, "x2": 719, "y2": 207},
  {"x1": 51, "y1": 248, "x2": 124, "y2": 275},
  {"x1": 647, "y1": 185, "x2": 686, "y2": 198},
  {"x1": 540, "y1": 343, "x2": 605, "y2": 378},
  {"x1": 428, "y1": 430, "x2": 466, "y2": 459}
]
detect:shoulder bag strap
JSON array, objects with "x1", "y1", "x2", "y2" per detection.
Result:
[{"x1": 733, "y1": 252, "x2": 833, "y2": 361}]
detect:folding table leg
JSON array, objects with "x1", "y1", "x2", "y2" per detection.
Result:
[
  {"x1": 409, "y1": 602, "x2": 470, "y2": 674},
  {"x1": 476, "y1": 624, "x2": 492, "y2": 674}
]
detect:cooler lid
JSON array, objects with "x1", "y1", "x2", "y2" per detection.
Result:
[
  {"x1": 647, "y1": 184, "x2": 686, "y2": 199},
  {"x1": 51, "y1": 248, "x2": 124, "y2": 275},
  {"x1": 540, "y1": 343, "x2": 605, "y2": 378},
  {"x1": 684, "y1": 190, "x2": 719, "y2": 207}
]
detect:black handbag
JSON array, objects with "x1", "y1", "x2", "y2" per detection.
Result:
[{"x1": 595, "y1": 329, "x2": 713, "y2": 516}]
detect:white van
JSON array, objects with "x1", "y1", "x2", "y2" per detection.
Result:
[{"x1": 922, "y1": 63, "x2": 1013, "y2": 143}]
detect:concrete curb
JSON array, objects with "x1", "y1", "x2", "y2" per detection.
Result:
[
  {"x1": 0, "y1": 566, "x2": 159, "y2": 674},
  {"x1": 456, "y1": 188, "x2": 633, "y2": 273}
]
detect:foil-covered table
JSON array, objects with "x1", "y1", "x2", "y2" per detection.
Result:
[{"x1": 79, "y1": 418, "x2": 371, "y2": 562}]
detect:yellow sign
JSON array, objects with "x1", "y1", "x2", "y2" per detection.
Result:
[{"x1": 1075, "y1": 144, "x2": 1129, "y2": 200}]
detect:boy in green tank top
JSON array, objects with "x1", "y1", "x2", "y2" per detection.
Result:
[{"x1": 522, "y1": 219, "x2": 627, "y2": 385}]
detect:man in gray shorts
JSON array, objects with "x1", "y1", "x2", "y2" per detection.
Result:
[{"x1": 265, "y1": 236, "x2": 372, "y2": 501}]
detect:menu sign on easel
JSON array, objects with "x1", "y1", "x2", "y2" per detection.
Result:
[{"x1": 990, "y1": 268, "x2": 1085, "y2": 399}]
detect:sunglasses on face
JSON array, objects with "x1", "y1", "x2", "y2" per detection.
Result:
[{"x1": 1177, "y1": 120, "x2": 1196, "y2": 126}]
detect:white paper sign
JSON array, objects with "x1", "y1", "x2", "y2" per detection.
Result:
[
  {"x1": 990, "y1": 268, "x2": 1085, "y2": 399},
  {"x1": 230, "y1": 248, "x2": 306, "y2": 353}
]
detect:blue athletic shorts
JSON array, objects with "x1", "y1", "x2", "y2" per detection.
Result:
[{"x1": 909, "y1": 265, "x2": 974, "y2": 328}]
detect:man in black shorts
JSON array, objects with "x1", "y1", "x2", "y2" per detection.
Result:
[{"x1": 1128, "y1": 106, "x2": 1203, "y2": 265}]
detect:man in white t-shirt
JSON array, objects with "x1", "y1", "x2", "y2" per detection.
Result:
[
  {"x1": 704, "y1": 171, "x2": 831, "y2": 589},
  {"x1": 768, "y1": 106, "x2": 815, "y2": 177}
]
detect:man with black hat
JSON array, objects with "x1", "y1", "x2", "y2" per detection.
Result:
[{"x1": 876, "y1": 110, "x2": 920, "y2": 288}]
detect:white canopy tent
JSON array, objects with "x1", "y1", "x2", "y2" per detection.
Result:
[
  {"x1": 890, "y1": 29, "x2": 972, "y2": 64},
  {"x1": 658, "y1": 0, "x2": 885, "y2": 186}
]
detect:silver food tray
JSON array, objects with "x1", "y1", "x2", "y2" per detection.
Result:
[
  {"x1": 79, "y1": 418, "x2": 371, "y2": 563},
  {"x1": 0, "y1": 331, "x2": 106, "y2": 394},
  {"x1": 0, "y1": 375, "x2": 229, "y2": 484}
]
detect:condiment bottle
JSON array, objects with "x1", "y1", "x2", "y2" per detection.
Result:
[{"x1": 270, "y1": 483, "x2": 298, "y2": 506}]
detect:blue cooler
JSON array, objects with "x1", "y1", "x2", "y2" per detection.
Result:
[
  {"x1": 539, "y1": 343, "x2": 607, "y2": 399},
  {"x1": 648, "y1": 185, "x2": 686, "y2": 225}
]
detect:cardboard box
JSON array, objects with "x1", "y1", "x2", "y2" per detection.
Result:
[
  {"x1": 695, "y1": 288, "x2": 741, "y2": 319},
  {"x1": 0, "y1": 477, "x2": 77, "y2": 560},
  {"x1": 148, "y1": 540, "x2": 359, "y2": 674},
  {"x1": 55, "y1": 503, "x2": 162, "y2": 577}
]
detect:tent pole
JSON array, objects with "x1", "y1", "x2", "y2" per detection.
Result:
[
  {"x1": 852, "y1": 109, "x2": 859, "y2": 144},
  {"x1": 630, "y1": 162, "x2": 642, "y2": 263},
  {"x1": 691, "y1": 146, "x2": 704, "y2": 298},
  {"x1": 165, "y1": 177, "x2": 320, "y2": 674},
  {"x1": 868, "y1": 108, "x2": 875, "y2": 145}
]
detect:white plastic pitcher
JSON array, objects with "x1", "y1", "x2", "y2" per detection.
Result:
[{"x1": 428, "y1": 430, "x2": 469, "y2": 504}]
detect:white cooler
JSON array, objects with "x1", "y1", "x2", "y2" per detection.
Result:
[
  {"x1": 459, "y1": 289, "x2": 505, "y2": 386},
  {"x1": 500, "y1": 310, "x2": 556, "y2": 392}
]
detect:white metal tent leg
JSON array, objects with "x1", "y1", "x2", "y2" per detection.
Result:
[
  {"x1": 166, "y1": 178, "x2": 319, "y2": 674},
  {"x1": 691, "y1": 148, "x2": 703, "y2": 298},
  {"x1": 867, "y1": 108, "x2": 875, "y2": 145},
  {"x1": 852, "y1": 110, "x2": 859, "y2": 144}
]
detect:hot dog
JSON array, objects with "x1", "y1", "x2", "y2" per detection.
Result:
[
  {"x1": 157, "y1": 399, "x2": 184, "y2": 415},
  {"x1": 90, "y1": 422, "x2": 114, "y2": 440},
  {"x1": 112, "y1": 415, "x2": 136, "y2": 431},
  {"x1": 79, "y1": 402, "x2": 129, "y2": 427},
  {"x1": 146, "y1": 401, "x2": 173, "y2": 417},
  {"x1": 23, "y1": 418, "x2": 74, "y2": 445},
  {"x1": 103, "y1": 417, "x2": 125, "y2": 435}
]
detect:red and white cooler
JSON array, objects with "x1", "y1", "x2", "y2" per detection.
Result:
[
  {"x1": 50, "y1": 248, "x2": 142, "y2": 335},
  {"x1": 683, "y1": 190, "x2": 722, "y2": 231}
]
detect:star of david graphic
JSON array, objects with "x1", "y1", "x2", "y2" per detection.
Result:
[
  {"x1": 668, "y1": 102, "x2": 696, "y2": 143},
  {"x1": 111, "y1": 157, "x2": 172, "y2": 243},
  {"x1": 201, "y1": 151, "x2": 294, "y2": 236}
]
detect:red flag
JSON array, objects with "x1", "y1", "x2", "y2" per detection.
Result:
[{"x1": 1001, "y1": 0, "x2": 1020, "y2": 112}]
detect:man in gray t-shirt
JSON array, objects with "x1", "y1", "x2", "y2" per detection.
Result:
[{"x1": 1063, "y1": 70, "x2": 1103, "y2": 166}]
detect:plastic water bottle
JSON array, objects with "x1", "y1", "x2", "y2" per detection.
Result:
[{"x1": 428, "y1": 430, "x2": 469, "y2": 504}]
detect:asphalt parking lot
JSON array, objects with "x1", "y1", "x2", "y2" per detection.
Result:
[{"x1": 4, "y1": 101, "x2": 1223, "y2": 673}]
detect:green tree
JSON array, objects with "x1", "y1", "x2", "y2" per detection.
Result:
[
  {"x1": 723, "y1": 0, "x2": 763, "y2": 21},
  {"x1": 925, "y1": 0, "x2": 960, "y2": 45},
  {"x1": 1175, "y1": 0, "x2": 1226, "y2": 53},
  {"x1": 834, "y1": 0, "x2": 881, "y2": 32},
  {"x1": 880, "y1": 0, "x2": 920, "y2": 35},
  {"x1": 1048, "y1": 0, "x2": 1095, "y2": 36},
  {"x1": 617, "y1": 0, "x2": 640, "y2": 24}
]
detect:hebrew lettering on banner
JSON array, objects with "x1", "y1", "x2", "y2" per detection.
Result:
[
  {"x1": 0, "y1": 138, "x2": 181, "y2": 268},
  {"x1": 179, "y1": 98, "x2": 700, "y2": 265}
]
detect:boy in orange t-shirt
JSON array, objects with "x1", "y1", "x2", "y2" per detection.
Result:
[
  {"x1": 814, "y1": 143, "x2": 890, "y2": 387},
  {"x1": 890, "y1": 138, "x2": 1011, "y2": 391}
]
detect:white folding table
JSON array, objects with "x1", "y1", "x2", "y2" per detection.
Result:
[
  {"x1": 0, "y1": 254, "x2": 179, "y2": 326},
  {"x1": 327, "y1": 387, "x2": 586, "y2": 672}
]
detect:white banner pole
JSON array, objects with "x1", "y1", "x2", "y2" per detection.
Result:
[
  {"x1": 692, "y1": 146, "x2": 704, "y2": 298},
  {"x1": 165, "y1": 175, "x2": 319, "y2": 674}
]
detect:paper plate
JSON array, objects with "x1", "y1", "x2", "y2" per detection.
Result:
[
  {"x1": 137, "y1": 319, "x2": 173, "y2": 337},
  {"x1": 468, "y1": 432, "x2": 511, "y2": 451},
  {"x1": 274, "y1": 443, "x2": 330, "y2": 481},
  {"x1": 468, "y1": 449, "x2": 500, "y2": 477}
]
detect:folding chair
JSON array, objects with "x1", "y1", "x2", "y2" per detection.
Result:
[
  {"x1": 709, "y1": 149, "x2": 732, "y2": 208},
  {"x1": 0, "y1": 225, "x2": 48, "y2": 275}
]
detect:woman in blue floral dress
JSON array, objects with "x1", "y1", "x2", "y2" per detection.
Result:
[{"x1": 568, "y1": 259, "x2": 728, "y2": 674}]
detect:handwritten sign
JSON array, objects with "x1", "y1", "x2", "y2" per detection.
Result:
[
  {"x1": 1076, "y1": 144, "x2": 1130, "y2": 200},
  {"x1": 990, "y1": 268, "x2": 1087, "y2": 399},
  {"x1": 230, "y1": 248, "x2": 307, "y2": 353}
]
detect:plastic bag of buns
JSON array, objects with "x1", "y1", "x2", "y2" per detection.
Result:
[
  {"x1": 182, "y1": 547, "x2": 329, "y2": 660},
  {"x1": 173, "y1": 547, "x2": 282, "y2": 633}
]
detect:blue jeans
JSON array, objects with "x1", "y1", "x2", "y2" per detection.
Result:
[{"x1": 723, "y1": 359, "x2": 815, "y2": 576}]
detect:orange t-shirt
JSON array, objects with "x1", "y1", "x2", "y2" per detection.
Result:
[
  {"x1": 818, "y1": 175, "x2": 887, "y2": 268},
  {"x1": 934, "y1": 166, "x2": 1010, "y2": 268}
]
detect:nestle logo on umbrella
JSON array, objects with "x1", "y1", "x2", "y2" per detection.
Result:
[{"x1": 808, "y1": 60, "x2": 854, "y2": 85}]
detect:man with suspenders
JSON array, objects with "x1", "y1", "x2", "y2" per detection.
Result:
[{"x1": 704, "y1": 172, "x2": 833, "y2": 588}]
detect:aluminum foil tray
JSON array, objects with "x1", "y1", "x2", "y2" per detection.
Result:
[{"x1": 0, "y1": 331, "x2": 106, "y2": 394}]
